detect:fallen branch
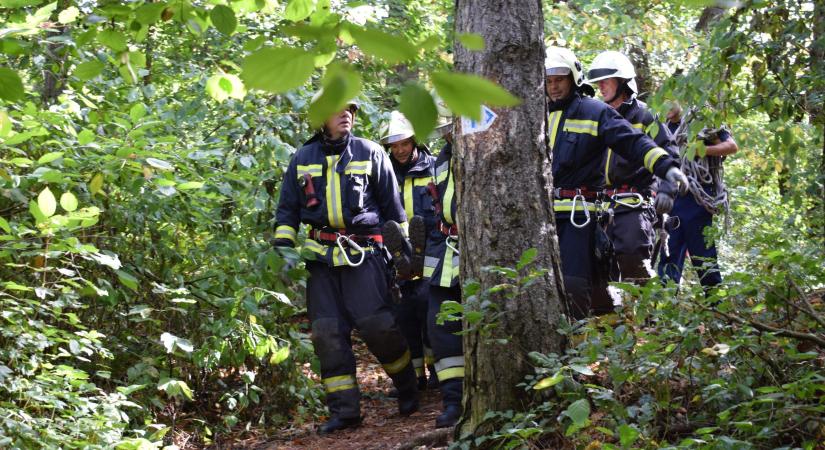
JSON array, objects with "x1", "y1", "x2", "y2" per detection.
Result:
[{"x1": 705, "y1": 305, "x2": 825, "y2": 348}]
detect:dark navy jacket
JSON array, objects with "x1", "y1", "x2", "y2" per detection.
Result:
[
  {"x1": 274, "y1": 133, "x2": 406, "y2": 266},
  {"x1": 548, "y1": 92, "x2": 678, "y2": 215},
  {"x1": 607, "y1": 98, "x2": 680, "y2": 197},
  {"x1": 424, "y1": 143, "x2": 459, "y2": 288},
  {"x1": 390, "y1": 146, "x2": 437, "y2": 234}
]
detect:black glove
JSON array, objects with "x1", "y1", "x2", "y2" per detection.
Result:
[
  {"x1": 273, "y1": 244, "x2": 300, "y2": 271},
  {"x1": 654, "y1": 192, "x2": 674, "y2": 215}
]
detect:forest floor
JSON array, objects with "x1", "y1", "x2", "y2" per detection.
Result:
[{"x1": 247, "y1": 338, "x2": 453, "y2": 450}]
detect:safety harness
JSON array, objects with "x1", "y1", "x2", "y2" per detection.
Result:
[{"x1": 308, "y1": 228, "x2": 384, "y2": 267}]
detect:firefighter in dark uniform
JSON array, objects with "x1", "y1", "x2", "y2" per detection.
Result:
[
  {"x1": 585, "y1": 51, "x2": 680, "y2": 313},
  {"x1": 421, "y1": 105, "x2": 464, "y2": 429},
  {"x1": 658, "y1": 126, "x2": 738, "y2": 292},
  {"x1": 272, "y1": 93, "x2": 419, "y2": 435},
  {"x1": 544, "y1": 47, "x2": 689, "y2": 320},
  {"x1": 380, "y1": 111, "x2": 439, "y2": 390}
]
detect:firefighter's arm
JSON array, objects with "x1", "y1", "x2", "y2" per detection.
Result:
[
  {"x1": 601, "y1": 107, "x2": 678, "y2": 180},
  {"x1": 273, "y1": 156, "x2": 301, "y2": 248},
  {"x1": 705, "y1": 130, "x2": 738, "y2": 157},
  {"x1": 373, "y1": 148, "x2": 408, "y2": 227}
]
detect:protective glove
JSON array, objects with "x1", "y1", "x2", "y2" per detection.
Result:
[
  {"x1": 273, "y1": 244, "x2": 300, "y2": 272},
  {"x1": 665, "y1": 167, "x2": 689, "y2": 196},
  {"x1": 654, "y1": 192, "x2": 674, "y2": 215}
]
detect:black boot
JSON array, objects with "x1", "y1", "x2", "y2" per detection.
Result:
[
  {"x1": 408, "y1": 215, "x2": 427, "y2": 278},
  {"x1": 435, "y1": 404, "x2": 461, "y2": 428},
  {"x1": 382, "y1": 220, "x2": 414, "y2": 280},
  {"x1": 398, "y1": 388, "x2": 420, "y2": 417},
  {"x1": 417, "y1": 376, "x2": 428, "y2": 390},
  {"x1": 317, "y1": 416, "x2": 362, "y2": 435}
]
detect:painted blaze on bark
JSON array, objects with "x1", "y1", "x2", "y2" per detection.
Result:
[{"x1": 453, "y1": 0, "x2": 567, "y2": 438}]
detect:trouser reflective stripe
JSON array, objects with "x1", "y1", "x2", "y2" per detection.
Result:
[
  {"x1": 323, "y1": 374, "x2": 357, "y2": 393},
  {"x1": 434, "y1": 355, "x2": 465, "y2": 381},
  {"x1": 412, "y1": 357, "x2": 425, "y2": 377}
]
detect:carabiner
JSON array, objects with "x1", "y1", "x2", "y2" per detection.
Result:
[
  {"x1": 611, "y1": 192, "x2": 645, "y2": 208},
  {"x1": 570, "y1": 193, "x2": 591, "y2": 228},
  {"x1": 445, "y1": 235, "x2": 460, "y2": 256},
  {"x1": 336, "y1": 234, "x2": 366, "y2": 267}
]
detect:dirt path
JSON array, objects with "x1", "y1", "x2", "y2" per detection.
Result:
[{"x1": 260, "y1": 339, "x2": 452, "y2": 450}]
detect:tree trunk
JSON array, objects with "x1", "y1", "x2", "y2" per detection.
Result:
[
  {"x1": 811, "y1": 0, "x2": 825, "y2": 247},
  {"x1": 453, "y1": 0, "x2": 566, "y2": 439}
]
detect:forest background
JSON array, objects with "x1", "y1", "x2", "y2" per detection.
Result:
[{"x1": 0, "y1": 0, "x2": 823, "y2": 448}]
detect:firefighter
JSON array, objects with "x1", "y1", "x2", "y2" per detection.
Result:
[
  {"x1": 585, "y1": 51, "x2": 680, "y2": 312},
  {"x1": 658, "y1": 125, "x2": 738, "y2": 292},
  {"x1": 272, "y1": 92, "x2": 419, "y2": 435},
  {"x1": 422, "y1": 101, "x2": 464, "y2": 429},
  {"x1": 544, "y1": 47, "x2": 689, "y2": 320},
  {"x1": 380, "y1": 111, "x2": 439, "y2": 390}
]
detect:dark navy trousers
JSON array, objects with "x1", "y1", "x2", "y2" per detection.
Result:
[{"x1": 427, "y1": 284, "x2": 463, "y2": 408}]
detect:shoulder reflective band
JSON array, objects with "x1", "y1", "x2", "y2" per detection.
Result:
[
  {"x1": 344, "y1": 160, "x2": 372, "y2": 175},
  {"x1": 587, "y1": 68, "x2": 618, "y2": 79},
  {"x1": 434, "y1": 355, "x2": 464, "y2": 381},
  {"x1": 323, "y1": 374, "x2": 357, "y2": 393},
  {"x1": 325, "y1": 155, "x2": 345, "y2": 228},
  {"x1": 297, "y1": 164, "x2": 323, "y2": 178},
  {"x1": 275, "y1": 225, "x2": 297, "y2": 243},
  {"x1": 548, "y1": 110, "x2": 563, "y2": 150},
  {"x1": 383, "y1": 349, "x2": 411, "y2": 374},
  {"x1": 563, "y1": 119, "x2": 599, "y2": 136},
  {"x1": 632, "y1": 122, "x2": 644, "y2": 129},
  {"x1": 643, "y1": 147, "x2": 668, "y2": 172}
]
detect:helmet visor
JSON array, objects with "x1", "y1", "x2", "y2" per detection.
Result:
[
  {"x1": 586, "y1": 68, "x2": 618, "y2": 81},
  {"x1": 546, "y1": 66, "x2": 572, "y2": 76}
]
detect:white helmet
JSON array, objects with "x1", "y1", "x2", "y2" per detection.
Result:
[
  {"x1": 586, "y1": 51, "x2": 638, "y2": 94},
  {"x1": 431, "y1": 89, "x2": 453, "y2": 138},
  {"x1": 545, "y1": 47, "x2": 584, "y2": 87},
  {"x1": 380, "y1": 110, "x2": 415, "y2": 145}
]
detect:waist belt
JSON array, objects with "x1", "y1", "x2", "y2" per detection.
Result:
[
  {"x1": 308, "y1": 228, "x2": 383, "y2": 246},
  {"x1": 554, "y1": 187, "x2": 600, "y2": 200},
  {"x1": 604, "y1": 186, "x2": 653, "y2": 197},
  {"x1": 438, "y1": 221, "x2": 458, "y2": 237}
]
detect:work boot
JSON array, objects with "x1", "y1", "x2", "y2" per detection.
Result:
[
  {"x1": 435, "y1": 404, "x2": 461, "y2": 428},
  {"x1": 317, "y1": 416, "x2": 362, "y2": 435},
  {"x1": 382, "y1": 220, "x2": 414, "y2": 280},
  {"x1": 398, "y1": 388, "x2": 420, "y2": 417},
  {"x1": 408, "y1": 215, "x2": 427, "y2": 278}
]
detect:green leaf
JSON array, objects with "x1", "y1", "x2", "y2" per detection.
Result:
[
  {"x1": 145, "y1": 157, "x2": 173, "y2": 171},
  {"x1": 37, "y1": 151, "x2": 63, "y2": 164},
  {"x1": 0, "y1": 216, "x2": 10, "y2": 234},
  {"x1": 73, "y1": 60, "x2": 105, "y2": 81},
  {"x1": 157, "y1": 378, "x2": 194, "y2": 400},
  {"x1": 38, "y1": 187, "x2": 57, "y2": 217},
  {"x1": 284, "y1": 0, "x2": 314, "y2": 22},
  {"x1": 0, "y1": 68, "x2": 24, "y2": 102},
  {"x1": 517, "y1": 248, "x2": 538, "y2": 270},
  {"x1": 29, "y1": 200, "x2": 46, "y2": 224},
  {"x1": 533, "y1": 371, "x2": 564, "y2": 390},
  {"x1": 563, "y1": 399, "x2": 590, "y2": 427},
  {"x1": 349, "y1": 26, "x2": 418, "y2": 64},
  {"x1": 210, "y1": 5, "x2": 237, "y2": 35},
  {"x1": 270, "y1": 345, "x2": 290, "y2": 364},
  {"x1": 618, "y1": 424, "x2": 640, "y2": 447},
  {"x1": 78, "y1": 129, "x2": 95, "y2": 145},
  {"x1": 97, "y1": 30, "x2": 128, "y2": 52},
  {"x1": 58, "y1": 6, "x2": 79, "y2": 24},
  {"x1": 177, "y1": 181, "x2": 203, "y2": 190},
  {"x1": 457, "y1": 32, "x2": 485, "y2": 50},
  {"x1": 241, "y1": 47, "x2": 315, "y2": 94},
  {"x1": 570, "y1": 364, "x2": 595, "y2": 376},
  {"x1": 432, "y1": 71, "x2": 520, "y2": 121},
  {"x1": 89, "y1": 173, "x2": 104, "y2": 195},
  {"x1": 308, "y1": 63, "x2": 362, "y2": 128},
  {"x1": 117, "y1": 270, "x2": 139, "y2": 291},
  {"x1": 0, "y1": 109, "x2": 11, "y2": 138},
  {"x1": 206, "y1": 73, "x2": 246, "y2": 102},
  {"x1": 160, "y1": 332, "x2": 194, "y2": 354},
  {"x1": 135, "y1": 2, "x2": 166, "y2": 25},
  {"x1": 399, "y1": 83, "x2": 438, "y2": 141},
  {"x1": 60, "y1": 192, "x2": 78, "y2": 212}
]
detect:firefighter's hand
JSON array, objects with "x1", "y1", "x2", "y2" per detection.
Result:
[
  {"x1": 654, "y1": 192, "x2": 674, "y2": 215},
  {"x1": 666, "y1": 167, "x2": 689, "y2": 196},
  {"x1": 273, "y1": 245, "x2": 300, "y2": 271}
]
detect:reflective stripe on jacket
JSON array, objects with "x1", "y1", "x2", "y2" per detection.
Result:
[{"x1": 425, "y1": 143, "x2": 459, "y2": 288}]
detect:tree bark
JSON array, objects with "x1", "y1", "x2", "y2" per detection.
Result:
[
  {"x1": 811, "y1": 0, "x2": 825, "y2": 247},
  {"x1": 453, "y1": 0, "x2": 566, "y2": 439}
]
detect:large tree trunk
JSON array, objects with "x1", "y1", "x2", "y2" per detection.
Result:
[
  {"x1": 453, "y1": 0, "x2": 566, "y2": 439},
  {"x1": 811, "y1": 0, "x2": 825, "y2": 247}
]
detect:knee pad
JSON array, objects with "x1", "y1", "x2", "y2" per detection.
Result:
[
  {"x1": 356, "y1": 312, "x2": 408, "y2": 358},
  {"x1": 311, "y1": 318, "x2": 348, "y2": 358}
]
